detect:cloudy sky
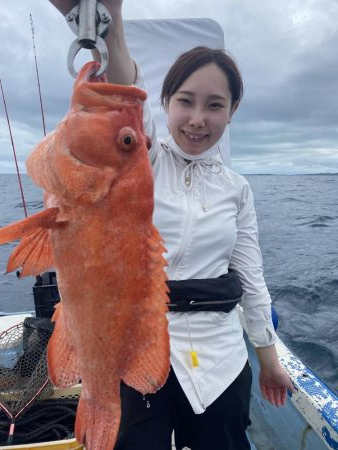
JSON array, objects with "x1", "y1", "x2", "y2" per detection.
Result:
[{"x1": 0, "y1": 0, "x2": 337, "y2": 174}]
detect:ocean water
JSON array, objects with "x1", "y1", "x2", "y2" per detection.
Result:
[
  {"x1": 0, "y1": 173, "x2": 337, "y2": 393},
  {"x1": 247, "y1": 174, "x2": 338, "y2": 394}
]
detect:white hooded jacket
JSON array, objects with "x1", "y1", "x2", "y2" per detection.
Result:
[{"x1": 135, "y1": 67, "x2": 277, "y2": 414}]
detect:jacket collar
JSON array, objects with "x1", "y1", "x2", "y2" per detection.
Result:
[{"x1": 165, "y1": 135, "x2": 221, "y2": 162}]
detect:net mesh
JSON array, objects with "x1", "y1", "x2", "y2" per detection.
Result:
[{"x1": 0, "y1": 317, "x2": 79, "y2": 445}]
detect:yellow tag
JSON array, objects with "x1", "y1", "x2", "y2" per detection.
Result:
[{"x1": 190, "y1": 351, "x2": 199, "y2": 367}]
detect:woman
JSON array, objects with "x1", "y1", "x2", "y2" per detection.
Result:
[{"x1": 51, "y1": 1, "x2": 294, "y2": 449}]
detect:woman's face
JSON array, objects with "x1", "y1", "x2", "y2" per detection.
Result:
[{"x1": 167, "y1": 63, "x2": 236, "y2": 155}]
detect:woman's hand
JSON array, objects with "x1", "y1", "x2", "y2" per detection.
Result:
[
  {"x1": 255, "y1": 344, "x2": 295, "y2": 407},
  {"x1": 259, "y1": 363, "x2": 295, "y2": 407},
  {"x1": 101, "y1": 0, "x2": 123, "y2": 10},
  {"x1": 49, "y1": 0, "x2": 77, "y2": 16}
]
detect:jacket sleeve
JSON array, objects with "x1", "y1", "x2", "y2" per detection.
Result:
[
  {"x1": 229, "y1": 182, "x2": 277, "y2": 348},
  {"x1": 133, "y1": 61, "x2": 158, "y2": 164}
]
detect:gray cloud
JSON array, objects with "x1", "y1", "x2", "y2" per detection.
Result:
[{"x1": 0, "y1": 0, "x2": 337, "y2": 174}]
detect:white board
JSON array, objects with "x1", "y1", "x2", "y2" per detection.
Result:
[{"x1": 124, "y1": 18, "x2": 231, "y2": 166}]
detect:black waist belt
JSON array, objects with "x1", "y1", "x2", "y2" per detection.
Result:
[{"x1": 166, "y1": 269, "x2": 242, "y2": 313}]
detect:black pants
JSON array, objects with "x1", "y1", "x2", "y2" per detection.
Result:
[{"x1": 114, "y1": 361, "x2": 252, "y2": 450}]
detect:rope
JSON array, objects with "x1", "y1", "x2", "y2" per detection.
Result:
[{"x1": 0, "y1": 398, "x2": 78, "y2": 445}]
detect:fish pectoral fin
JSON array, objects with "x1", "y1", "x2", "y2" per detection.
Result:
[
  {"x1": 122, "y1": 225, "x2": 170, "y2": 395},
  {"x1": 7, "y1": 228, "x2": 54, "y2": 277},
  {"x1": 0, "y1": 207, "x2": 59, "y2": 244},
  {"x1": 48, "y1": 303, "x2": 81, "y2": 388},
  {"x1": 0, "y1": 208, "x2": 62, "y2": 277}
]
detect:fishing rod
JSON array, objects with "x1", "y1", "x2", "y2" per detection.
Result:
[
  {"x1": 0, "y1": 15, "x2": 47, "y2": 221},
  {"x1": 30, "y1": 14, "x2": 46, "y2": 137},
  {"x1": 0, "y1": 79, "x2": 28, "y2": 218},
  {"x1": 0, "y1": 14, "x2": 48, "y2": 303}
]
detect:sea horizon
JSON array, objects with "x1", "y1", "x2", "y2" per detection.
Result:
[{"x1": 0, "y1": 171, "x2": 337, "y2": 177}]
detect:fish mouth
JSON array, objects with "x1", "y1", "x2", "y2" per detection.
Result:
[
  {"x1": 72, "y1": 62, "x2": 147, "y2": 106},
  {"x1": 75, "y1": 61, "x2": 107, "y2": 88},
  {"x1": 86, "y1": 64, "x2": 107, "y2": 84}
]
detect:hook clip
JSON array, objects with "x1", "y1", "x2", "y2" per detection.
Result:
[{"x1": 66, "y1": 0, "x2": 111, "y2": 78}]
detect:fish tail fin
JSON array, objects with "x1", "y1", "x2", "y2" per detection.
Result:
[
  {"x1": 75, "y1": 397, "x2": 121, "y2": 450},
  {"x1": 0, "y1": 207, "x2": 60, "y2": 277}
]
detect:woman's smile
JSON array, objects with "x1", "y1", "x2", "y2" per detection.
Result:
[
  {"x1": 167, "y1": 63, "x2": 234, "y2": 155},
  {"x1": 182, "y1": 130, "x2": 209, "y2": 143}
]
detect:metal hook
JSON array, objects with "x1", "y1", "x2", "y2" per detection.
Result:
[
  {"x1": 67, "y1": 35, "x2": 108, "y2": 78},
  {"x1": 65, "y1": 0, "x2": 111, "y2": 78}
]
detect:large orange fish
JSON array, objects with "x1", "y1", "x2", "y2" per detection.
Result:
[{"x1": 0, "y1": 61, "x2": 170, "y2": 449}]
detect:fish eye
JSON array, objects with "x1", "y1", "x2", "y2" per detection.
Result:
[{"x1": 117, "y1": 127, "x2": 138, "y2": 151}]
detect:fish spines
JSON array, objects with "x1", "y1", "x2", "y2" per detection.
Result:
[{"x1": 121, "y1": 225, "x2": 170, "y2": 394}]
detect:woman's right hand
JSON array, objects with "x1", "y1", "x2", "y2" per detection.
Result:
[
  {"x1": 49, "y1": 0, "x2": 123, "y2": 17},
  {"x1": 49, "y1": 0, "x2": 77, "y2": 16}
]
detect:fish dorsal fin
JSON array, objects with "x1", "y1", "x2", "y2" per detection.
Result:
[
  {"x1": 122, "y1": 225, "x2": 170, "y2": 394},
  {"x1": 48, "y1": 302, "x2": 81, "y2": 388},
  {"x1": 0, "y1": 208, "x2": 61, "y2": 277}
]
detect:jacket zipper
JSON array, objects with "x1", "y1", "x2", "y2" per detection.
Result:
[{"x1": 168, "y1": 169, "x2": 195, "y2": 279}]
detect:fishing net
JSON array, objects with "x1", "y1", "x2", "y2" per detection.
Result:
[{"x1": 0, "y1": 317, "x2": 78, "y2": 445}]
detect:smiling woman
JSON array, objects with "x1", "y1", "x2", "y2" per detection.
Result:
[
  {"x1": 160, "y1": 47, "x2": 241, "y2": 155},
  {"x1": 166, "y1": 63, "x2": 233, "y2": 155}
]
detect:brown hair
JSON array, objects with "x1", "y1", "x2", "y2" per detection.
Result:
[{"x1": 161, "y1": 46, "x2": 243, "y2": 111}]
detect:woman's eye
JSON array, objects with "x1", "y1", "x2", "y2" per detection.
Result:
[
  {"x1": 209, "y1": 103, "x2": 225, "y2": 109},
  {"x1": 177, "y1": 98, "x2": 191, "y2": 105}
]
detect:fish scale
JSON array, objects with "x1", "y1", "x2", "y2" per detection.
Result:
[{"x1": 0, "y1": 61, "x2": 170, "y2": 450}]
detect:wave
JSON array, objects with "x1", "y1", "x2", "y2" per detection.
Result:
[
  {"x1": 15, "y1": 200, "x2": 44, "y2": 211},
  {"x1": 295, "y1": 215, "x2": 337, "y2": 228},
  {"x1": 282, "y1": 197, "x2": 311, "y2": 204}
]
